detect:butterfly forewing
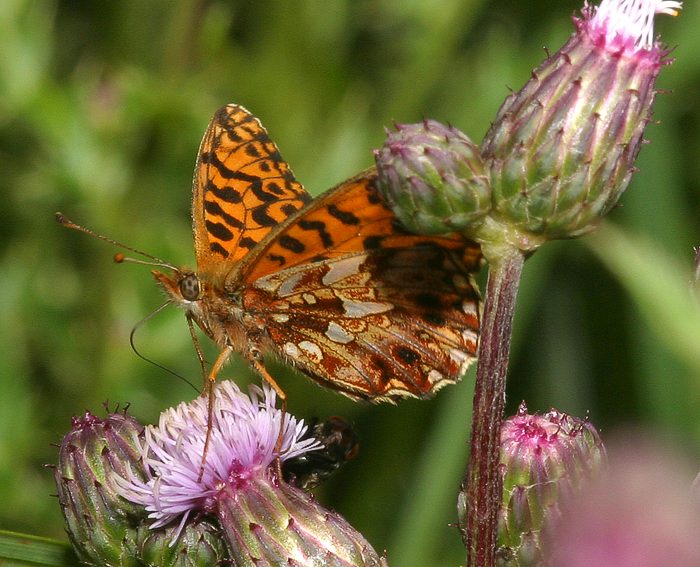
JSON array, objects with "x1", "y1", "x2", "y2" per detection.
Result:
[
  {"x1": 192, "y1": 104, "x2": 311, "y2": 273},
  {"x1": 236, "y1": 169, "x2": 481, "y2": 283}
]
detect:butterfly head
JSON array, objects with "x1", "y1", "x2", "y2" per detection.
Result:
[
  {"x1": 152, "y1": 268, "x2": 236, "y2": 346},
  {"x1": 152, "y1": 269, "x2": 203, "y2": 306}
]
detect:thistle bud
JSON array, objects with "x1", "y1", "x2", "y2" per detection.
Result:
[
  {"x1": 496, "y1": 404, "x2": 605, "y2": 566},
  {"x1": 218, "y1": 475, "x2": 383, "y2": 566},
  {"x1": 54, "y1": 411, "x2": 145, "y2": 566},
  {"x1": 137, "y1": 521, "x2": 227, "y2": 567},
  {"x1": 482, "y1": 0, "x2": 680, "y2": 245},
  {"x1": 374, "y1": 120, "x2": 491, "y2": 236}
]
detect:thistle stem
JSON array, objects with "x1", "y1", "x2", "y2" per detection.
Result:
[{"x1": 461, "y1": 245, "x2": 524, "y2": 567}]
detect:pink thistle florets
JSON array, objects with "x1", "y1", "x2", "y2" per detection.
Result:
[
  {"x1": 586, "y1": 0, "x2": 681, "y2": 53},
  {"x1": 113, "y1": 381, "x2": 320, "y2": 539}
]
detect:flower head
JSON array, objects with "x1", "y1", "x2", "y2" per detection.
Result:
[
  {"x1": 114, "y1": 381, "x2": 320, "y2": 537},
  {"x1": 112, "y1": 382, "x2": 382, "y2": 565},
  {"x1": 495, "y1": 404, "x2": 606, "y2": 566},
  {"x1": 478, "y1": 0, "x2": 681, "y2": 248}
]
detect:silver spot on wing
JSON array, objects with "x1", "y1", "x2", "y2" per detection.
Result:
[
  {"x1": 283, "y1": 342, "x2": 300, "y2": 359},
  {"x1": 341, "y1": 299, "x2": 393, "y2": 318},
  {"x1": 321, "y1": 255, "x2": 365, "y2": 286},
  {"x1": 299, "y1": 340, "x2": 323, "y2": 363},
  {"x1": 325, "y1": 321, "x2": 355, "y2": 344}
]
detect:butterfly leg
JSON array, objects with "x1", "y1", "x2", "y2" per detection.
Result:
[
  {"x1": 250, "y1": 354, "x2": 287, "y2": 406},
  {"x1": 198, "y1": 345, "x2": 234, "y2": 481},
  {"x1": 186, "y1": 314, "x2": 209, "y2": 392},
  {"x1": 250, "y1": 353, "x2": 287, "y2": 478}
]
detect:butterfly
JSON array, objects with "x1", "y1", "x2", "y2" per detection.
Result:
[{"x1": 151, "y1": 104, "x2": 482, "y2": 403}]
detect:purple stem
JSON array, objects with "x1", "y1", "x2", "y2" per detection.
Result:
[{"x1": 462, "y1": 249, "x2": 524, "y2": 567}]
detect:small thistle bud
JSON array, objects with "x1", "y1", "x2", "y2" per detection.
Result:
[
  {"x1": 54, "y1": 411, "x2": 146, "y2": 566},
  {"x1": 482, "y1": 0, "x2": 681, "y2": 245},
  {"x1": 374, "y1": 120, "x2": 491, "y2": 236},
  {"x1": 115, "y1": 381, "x2": 384, "y2": 566},
  {"x1": 496, "y1": 403, "x2": 606, "y2": 566},
  {"x1": 137, "y1": 521, "x2": 227, "y2": 567}
]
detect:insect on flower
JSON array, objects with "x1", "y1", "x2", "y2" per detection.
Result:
[{"x1": 282, "y1": 415, "x2": 360, "y2": 490}]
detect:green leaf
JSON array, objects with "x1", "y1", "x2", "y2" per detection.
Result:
[
  {"x1": 0, "y1": 530, "x2": 79, "y2": 566},
  {"x1": 586, "y1": 224, "x2": 700, "y2": 384}
]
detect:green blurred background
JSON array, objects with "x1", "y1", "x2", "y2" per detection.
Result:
[{"x1": 1, "y1": 1, "x2": 699, "y2": 565}]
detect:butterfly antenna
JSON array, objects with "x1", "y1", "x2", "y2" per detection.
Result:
[
  {"x1": 55, "y1": 212, "x2": 177, "y2": 271},
  {"x1": 130, "y1": 301, "x2": 199, "y2": 394}
]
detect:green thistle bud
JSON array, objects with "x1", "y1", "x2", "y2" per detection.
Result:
[
  {"x1": 137, "y1": 521, "x2": 227, "y2": 567},
  {"x1": 497, "y1": 403, "x2": 606, "y2": 566},
  {"x1": 54, "y1": 411, "x2": 146, "y2": 566},
  {"x1": 217, "y1": 475, "x2": 383, "y2": 567},
  {"x1": 374, "y1": 120, "x2": 491, "y2": 236},
  {"x1": 482, "y1": 0, "x2": 680, "y2": 245}
]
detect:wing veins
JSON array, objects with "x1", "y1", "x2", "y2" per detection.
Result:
[{"x1": 280, "y1": 325, "x2": 379, "y2": 393}]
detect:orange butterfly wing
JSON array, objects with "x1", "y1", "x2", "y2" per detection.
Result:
[
  {"x1": 234, "y1": 170, "x2": 482, "y2": 401},
  {"x1": 192, "y1": 104, "x2": 311, "y2": 276}
]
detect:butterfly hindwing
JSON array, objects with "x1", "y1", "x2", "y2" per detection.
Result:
[
  {"x1": 246, "y1": 245, "x2": 479, "y2": 400},
  {"x1": 239, "y1": 170, "x2": 482, "y2": 401}
]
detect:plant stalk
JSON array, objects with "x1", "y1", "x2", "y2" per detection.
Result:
[{"x1": 461, "y1": 246, "x2": 525, "y2": 567}]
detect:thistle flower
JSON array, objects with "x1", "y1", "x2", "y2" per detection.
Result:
[
  {"x1": 114, "y1": 381, "x2": 384, "y2": 566},
  {"x1": 481, "y1": 0, "x2": 681, "y2": 247},
  {"x1": 374, "y1": 120, "x2": 491, "y2": 236},
  {"x1": 495, "y1": 404, "x2": 606, "y2": 566}
]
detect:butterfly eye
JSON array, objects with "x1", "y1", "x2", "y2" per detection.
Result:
[{"x1": 179, "y1": 273, "x2": 201, "y2": 301}]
